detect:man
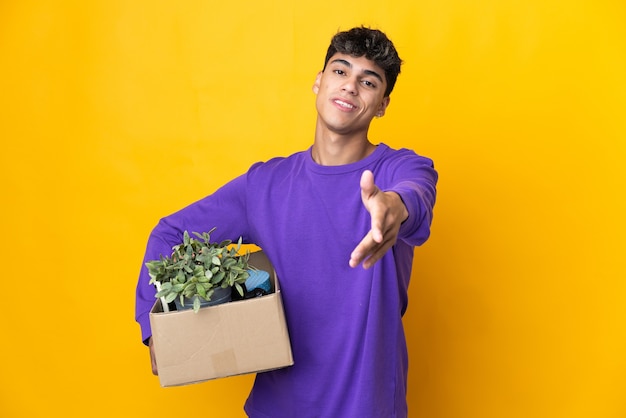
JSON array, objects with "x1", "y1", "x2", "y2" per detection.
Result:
[{"x1": 136, "y1": 26, "x2": 437, "y2": 417}]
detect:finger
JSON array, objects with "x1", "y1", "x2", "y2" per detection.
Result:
[
  {"x1": 360, "y1": 170, "x2": 377, "y2": 200},
  {"x1": 360, "y1": 170, "x2": 384, "y2": 243},
  {"x1": 361, "y1": 236, "x2": 394, "y2": 269},
  {"x1": 349, "y1": 231, "x2": 377, "y2": 268},
  {"x1": 369, "y1": 206, "x2": 385, "y2": 243},
  {"x1": 349, "y1": 229, "x2": 395, "y2": 268}
]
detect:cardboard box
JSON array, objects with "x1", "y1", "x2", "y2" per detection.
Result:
[{"x1": 149, "y1": 251, "x2": 294, "y2": 387}]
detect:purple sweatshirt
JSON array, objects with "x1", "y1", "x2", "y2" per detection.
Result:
[{"x1": 136, "y1": 144, "x2": 437, "y2": 417}]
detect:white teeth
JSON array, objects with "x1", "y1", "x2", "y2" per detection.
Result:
[{"x1": 335, "y1": 100, "x2": 355, "y2": 109}]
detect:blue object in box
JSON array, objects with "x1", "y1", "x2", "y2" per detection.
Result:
[{"x1": 245, "y1": 269, "x2": 271, "y2": 294}]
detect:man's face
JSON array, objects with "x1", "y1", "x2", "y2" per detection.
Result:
[{"x1": 313, "y1": 53, "x2": 390, "y2": 137}]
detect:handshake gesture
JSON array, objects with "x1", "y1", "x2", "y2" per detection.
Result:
[{"x1": 349, "y1": 170, "x2": 408, "y2": 269}]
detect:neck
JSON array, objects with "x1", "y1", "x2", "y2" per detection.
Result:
[{"x1": 311, "y1": 123, "x2": 376, "y2": 166}]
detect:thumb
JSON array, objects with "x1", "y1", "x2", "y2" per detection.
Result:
[
  {"x1": 360, "y1": 170, "x2": 383, "y2": 243},
  {"x1": 360, "y1": 170, "x2": 377, "y2": 200}
]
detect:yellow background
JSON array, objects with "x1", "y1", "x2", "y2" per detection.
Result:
[{"x1": 1, "y1": 1, "x2": 625, "y2": 417}]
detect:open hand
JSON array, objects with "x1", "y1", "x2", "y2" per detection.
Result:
[{"x1": 349, "y1": 170, "x2": 408, "y2": 269}]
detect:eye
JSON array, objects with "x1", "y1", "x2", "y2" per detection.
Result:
[
  {"x1": 333, "y1": 69, "x2": 346, "y2": 76},
  {"x1": 362, "y1": 80, "x2": 376, "y2": 88}
]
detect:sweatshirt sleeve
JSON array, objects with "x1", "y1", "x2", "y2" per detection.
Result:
[
  {"x1": 134, "y1": 173, "x2": 249, "y2": 344},
  {"x1": 386, "y1": 151, "x2": 438, "y2": 247}
]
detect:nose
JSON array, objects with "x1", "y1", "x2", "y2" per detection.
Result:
[{"x1": 342, "y1": 76, "x2": 358, "y2": 95}]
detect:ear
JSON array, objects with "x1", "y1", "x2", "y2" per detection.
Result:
[
  {"x1": 376, "y1": 96, "x2": 391, "y2": 117},
  {"x1": 312, "y1": 71, "x2": 322, "y2": 94}
]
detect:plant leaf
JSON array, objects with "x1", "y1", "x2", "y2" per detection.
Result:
[
  {"x1": 197, "y1": 284, "x2": 206, "y2": 298},
  {"x1": 212, "y1": 271, "x2": 225, "y2": 284},
  {"x1": 164, "y1": 292, "x2": 177, "y2": 303},
  {"x1": 235, "y1": 282, "x2": 244, "y2": 297},
  {"x1": 183, "y1": 284, "x2": 196, "y2": 298}
]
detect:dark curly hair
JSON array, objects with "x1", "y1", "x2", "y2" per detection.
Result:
[{"x1": 323, "y1": 26, "x2": 403, "y2": 97}]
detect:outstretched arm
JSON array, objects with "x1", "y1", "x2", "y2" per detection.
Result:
[{"x1": 349, "y1": 170, "x2": 409, "y2": 269}]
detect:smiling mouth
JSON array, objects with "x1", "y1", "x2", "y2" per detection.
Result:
[{"x1": 334, "y1": 99, "x2": 356, "y2": 110}]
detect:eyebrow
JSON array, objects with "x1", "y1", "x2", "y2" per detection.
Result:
[{"x1": 330, "y1": 58, "x2": 384, "y2": 84}]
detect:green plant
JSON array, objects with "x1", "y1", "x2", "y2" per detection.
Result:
[{"x1": 145, "y1": 228, "x2": 250, "y2": 312}]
